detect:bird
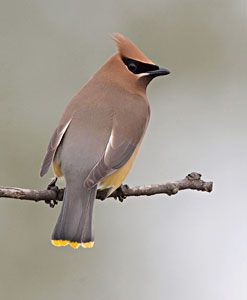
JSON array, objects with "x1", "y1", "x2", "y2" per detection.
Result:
[{"x1": 40, "y1": 33, "x2": 170, "y2": 249}]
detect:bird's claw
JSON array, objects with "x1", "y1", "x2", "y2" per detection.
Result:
[
  {"x1": 45, "y1": 199, "x2": 58, "y2": 208},
  {"x1": 114, "y1": 184, "x2": 128, "y2": 202},
  {"x1": 47, "y1": 177, "x2": 58, "y2": 190},
  {"x1": 46, "y1": 177, "x2": 59, "y2": 208}
]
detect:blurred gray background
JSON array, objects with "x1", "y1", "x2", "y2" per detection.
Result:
[{"x1": 0, "y1": 0, "x2": 246, "y2": 299}]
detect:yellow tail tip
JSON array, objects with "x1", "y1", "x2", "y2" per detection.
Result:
[
  {"x1": 51, "y1": 240, "x2": 94, "y2": 249},
  {"x1": 51, "y1": 240, "x2": 69, "y2": 247},
  {"x1": 82, "y1": 241, "x2": 94, "y2": 248},
  {"x1": 51, "y1": 240, "x2": 80, "y2": 249},
  {"x1": 69, "y1": 242, "x2": 80, "y2": 249}
]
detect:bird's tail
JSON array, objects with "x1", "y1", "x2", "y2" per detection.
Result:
[{"x1": 51, "y1": 181, "x2": 97, "y2": 249}]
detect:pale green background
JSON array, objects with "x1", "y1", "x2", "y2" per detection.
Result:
[{"x1": 0, "y1": 0, "x2": 247, "y2": 299}]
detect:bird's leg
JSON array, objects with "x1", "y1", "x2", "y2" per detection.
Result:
[
  {"x1": 46, "y1": 177, "x2": 59, "y2": 208},
  {"x1": 97, "y1": 187, "x2": 111, "y2": 201},
  {"x1": 114, "y1": 184, "x2": 129, "y2": 202},
  {"x1": 47, "y1": 177, "x2": 58, "y2": 190}
]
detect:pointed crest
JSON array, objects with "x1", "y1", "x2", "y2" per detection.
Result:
[{"x1": 112, "y1": 33, "x2": 153, "y2": 64}]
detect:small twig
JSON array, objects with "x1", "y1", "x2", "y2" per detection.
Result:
[{"x1": 0, "y1": 172, "x2": 213, "y2": 206}]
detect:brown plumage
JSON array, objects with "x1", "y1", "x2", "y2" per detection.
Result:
[{"x1": 40, "y1": 33, "x2": 170, "y2": 249}]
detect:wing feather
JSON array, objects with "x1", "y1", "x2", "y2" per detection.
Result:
[
  {"x1": 84, "y1": 118, "x2": 146, "y2": 189},
  {"x1": 40, "y1": 119, "x2": 72, "y2": 177}
]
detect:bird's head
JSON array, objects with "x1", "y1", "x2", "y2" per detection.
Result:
[{"x1": 111, "y1": 33, "x2": 170, "y2": 88}]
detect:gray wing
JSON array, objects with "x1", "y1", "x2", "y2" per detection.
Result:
[
  {"x1": 84, "y1": 120, "x2": 146, "y2": 189},
  {"x1": 40, "y1": 119, "x2": 71, "y2": 177}
]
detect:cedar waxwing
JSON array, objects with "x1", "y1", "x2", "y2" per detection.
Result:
[{"x1": 40, "y1": 33, "x2": 170, "y2": 249}]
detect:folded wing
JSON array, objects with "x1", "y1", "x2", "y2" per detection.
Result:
[
  {"x1": 40, "y1": 119, "x2": 72, "y2": 177},
  {"x1": 85, "y1": 116, "x2": 147, "y2": 188}
]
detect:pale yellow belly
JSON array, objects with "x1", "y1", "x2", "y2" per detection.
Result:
[
  {"x1": 53, "y1": 161, "x2": 63, "y2": 177},
  {"x1": 99, "y1": 146, "x2": 140, "y2": 194}
]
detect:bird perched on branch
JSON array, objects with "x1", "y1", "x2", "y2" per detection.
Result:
[{"x1": 40, "y1": 33, "x2": 170, "y2": 249}]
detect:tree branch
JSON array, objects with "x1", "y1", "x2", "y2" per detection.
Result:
[{"x1": 0, "y1": 172, "x2": 213, "y2": 207}]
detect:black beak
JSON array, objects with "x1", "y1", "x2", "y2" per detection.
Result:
[{"x1": 148, "y1": 67, "x2": 170, "y2": 77}]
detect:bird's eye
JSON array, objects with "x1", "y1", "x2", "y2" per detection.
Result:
[{"x1": 128, "y1": 62, "x2": 137, "y2": 73}]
